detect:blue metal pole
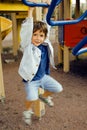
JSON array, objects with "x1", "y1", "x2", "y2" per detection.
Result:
[
  {"x1": 46, "y1": 0, "x2": 87, "y2": 26},
  {"x1": 22, "y1": 0, "x2": 87, "y2": 26}
]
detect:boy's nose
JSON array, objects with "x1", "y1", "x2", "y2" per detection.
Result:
[{"x1": 37, "y1": 35, "x2": 40, "y2": 40}]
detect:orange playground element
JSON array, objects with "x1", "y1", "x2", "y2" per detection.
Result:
[{"x1": 64, "y1": 20, "x2": 87, "y2": 47}]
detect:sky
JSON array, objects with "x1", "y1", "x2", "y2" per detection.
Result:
[{"x1": 72, "y1": 0, "x2": 86, "y2": 4}]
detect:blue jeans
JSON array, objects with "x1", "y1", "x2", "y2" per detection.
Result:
[{"x1": 24, "y1": 74, "x2": 63, "y2": 101}]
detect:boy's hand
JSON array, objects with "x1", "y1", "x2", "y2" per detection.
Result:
[
  {"x1": 42, "y1": 0, "x2": 51, "y2": 15},
  {"x1": 27, "y1": 0, "x2": 37, "y2": 18},
  {"x1": 27, "y1": 0, "x2": 37, "y2": 3},
  {"x1": 27, "y1": 0, "x2": 37, "y2": 11},
  {"x1": 42, "y1": 0, "x2": 51, "y2": 5}
]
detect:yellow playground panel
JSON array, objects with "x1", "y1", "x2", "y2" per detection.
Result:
[{"x1": 1, "y1": 16, "x2": 12, "y2": 40}]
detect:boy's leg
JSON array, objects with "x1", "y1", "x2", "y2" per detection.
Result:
[
  {"x1": 23, "y1": 81, "x2": 40, "y2": 125},
  {"x1": 39, "y1": 91, "x2": 54, "y2": 107},
  {"x1": 41, "y1": 74, "x2": 63, "y2": 93},
  {"x1": 23, "y1": 100, "x2": 34, "y2": 125},
  {"x1": 25, "y1": 100, "x2": 34, "y2": 110},
  {"x1": 42, "y1": 91, "x2": 53, "y2": 97},
  {"x1": 39, "y1": 75, "x2": 63, "y2": 107}
]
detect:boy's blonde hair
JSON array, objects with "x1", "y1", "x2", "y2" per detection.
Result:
[{"x1": 33, "y1": 21, "x2": 48, "y2": 37}]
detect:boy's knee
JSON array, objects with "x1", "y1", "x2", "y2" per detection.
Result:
[{"x1": 56, "y1": 84, "x2": 63, "y2": 93}]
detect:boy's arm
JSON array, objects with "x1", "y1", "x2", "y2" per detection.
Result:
[{"x1": 20, "y1": 1, "x2": 35, "y2": 50}]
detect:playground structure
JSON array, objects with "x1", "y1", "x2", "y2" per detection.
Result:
[
  {"x1": 46, "y1": 0, "x2": 87, "y2": 72},
  {"x1": 0, "y1": 0, "x2": 87, "y2": 118},
  {"x1": 58, "y1": 18, "x2": 87, "y2": 69}
]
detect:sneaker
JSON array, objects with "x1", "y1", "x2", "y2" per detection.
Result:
[
  {"x1": 39, "y1": 95, "x2": 54, "y2": 107},
  {"x1": 23, "y1": 109, "x2": 34, "y2": 125}
]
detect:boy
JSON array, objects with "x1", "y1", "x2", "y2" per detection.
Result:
[{"x1": 18, "y1": 0, "x2": 63, "y2": 125}]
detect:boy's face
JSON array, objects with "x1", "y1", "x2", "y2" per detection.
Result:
[{"x1": 32, "y1": 30, "x2": 46, "y2": 46}]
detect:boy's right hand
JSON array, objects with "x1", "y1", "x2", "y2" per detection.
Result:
[
  {"x1": 42, "y1": 0, "x2": 51, "y2": 5},
  {"x1": 27, "y1": 0, "x2": 37, "y2": 3},
  {"x1": 27, "y1": 0, "x2": 36, "y2": 18},
  {"x1": 27, "y1": 0, "x2": 37, "y2": 11}
]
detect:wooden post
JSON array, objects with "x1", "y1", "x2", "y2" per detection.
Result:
[
  {"x1": 58, "y1": 42, "x2": 63, "y2": 64},
  {"x1": 63, "y1": 45, "x2": 70, "y2": 72},
  {"x1": 17, "y1": 19, "x2": 21, "y2": 46},
  {"x1": 64, "y1": 0, "x2": 71, "y2": 19},
  {"x1": 0, "y1": 18, "x2": 1, "y2": 52},
  {"x1": 58, "y1": 2, "x2": 64, "y2": 65},
  {"x1": 16, "y1": 12, "x2": 28, "y2": 47},
  {"x1": 0, "y1": 18, "x2": 5, "y2": 102},
  {"x1": 63, "y1": 0, "x2": 71, "y2": 72},
  {"x1": 33, "y1": 88, "x2": 45, "y2": 118},
  {"x1": 11, "y1": 13, "x2": 18, "y2": 56},
  {"x1": 75, "y1": 0, "x2": 80, "y2": 18}
]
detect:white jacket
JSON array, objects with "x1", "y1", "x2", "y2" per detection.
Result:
[{"x1": 18, "y1": 17, "x2": 56, "y2": 82}]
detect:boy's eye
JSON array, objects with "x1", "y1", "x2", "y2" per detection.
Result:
[
  {"x1": 33, "y1": 34, "x2": 44, "y2": 37},
  {"x1": 33, "y1": 33, "x2": 37, "y2": 36},
  {"x1": 40, "y1": 34, "x2": 44, "y2": 37}
]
